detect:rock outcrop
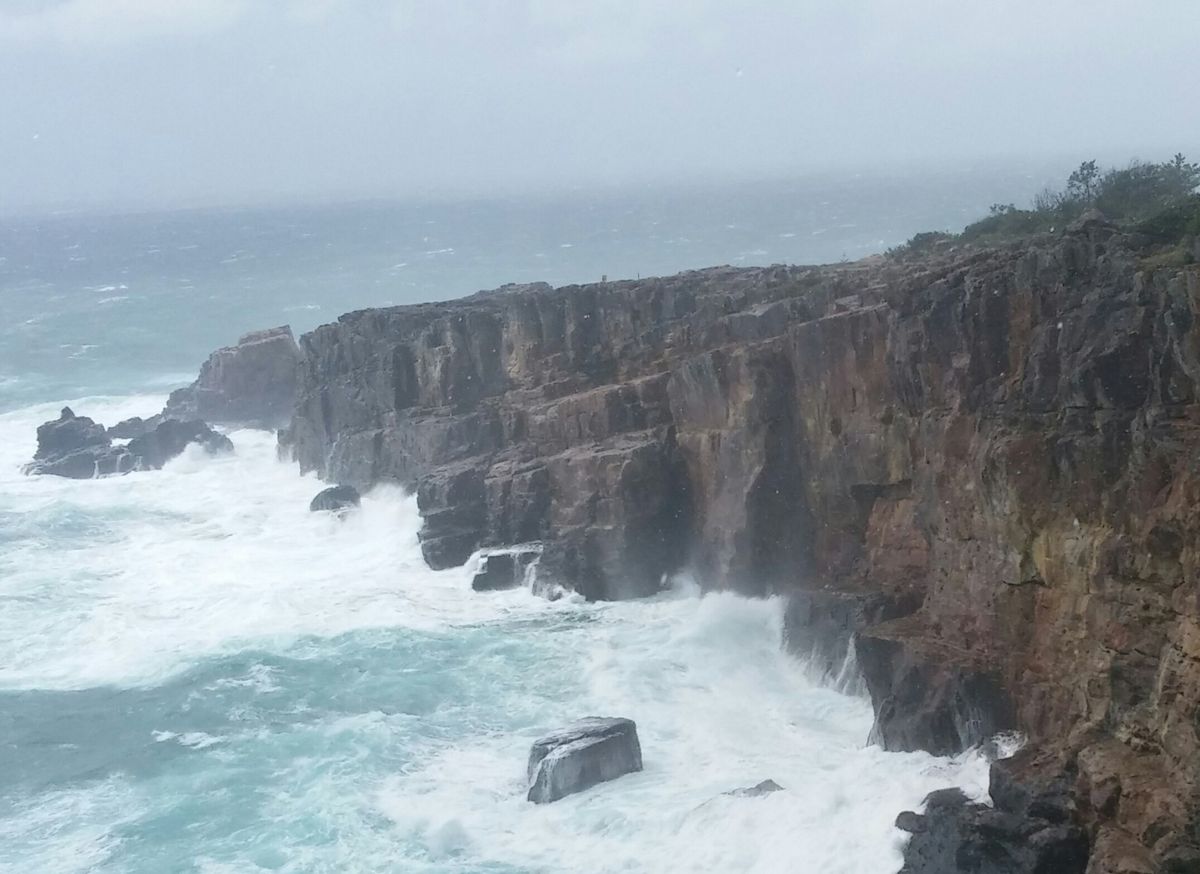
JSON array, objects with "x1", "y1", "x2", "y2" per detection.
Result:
[
  {"x1": 123, "y1": 419, "x2": 233, "y2": 469},
  {"x1": 166, "y1": 325, "x2": 301, "y2": 429},
  {"x1": 526, "y1": 717, "x2": 643, "y2": 803},
  {"x1": 283, "y1": 224, "x2": 1200, "y2": 870},
  {"x1": 308, "y1": 484, "x2": 361, "y2": 513},
  {"x1": 471, "y1": 547, "x2": 540, "y2": 592},
  {"x1": 897, "y1": 751, "x2": 1089, "y2": 874},
  {"x1": 25, "y1": 407, "x2": 232, "y2": 478}
]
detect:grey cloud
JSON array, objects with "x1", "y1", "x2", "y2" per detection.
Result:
[{"x1": 1, "y1": 0, "x2": 1198, "y2": 214}]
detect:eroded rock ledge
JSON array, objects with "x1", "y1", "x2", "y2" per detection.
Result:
[{"x1": 282, "y1": 222, "x2": 1200, "y2": 871}]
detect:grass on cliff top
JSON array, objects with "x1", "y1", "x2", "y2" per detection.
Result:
[{"x1": 889, "y1": 154, "x2": 1200, "y2": 263}]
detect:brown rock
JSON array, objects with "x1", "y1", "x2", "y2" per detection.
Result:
[{"x1": 282, "y1": 234, "x2": 1200, "y2": 871}]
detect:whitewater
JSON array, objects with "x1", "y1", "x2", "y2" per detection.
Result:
[
  {"x1": 0, "y1": 396, "x2": 992, "y2": 872},
  {"x1": 0, "y1": 180, "x2": 1044, "y2": 873}
]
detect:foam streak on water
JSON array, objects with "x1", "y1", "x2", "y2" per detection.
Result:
[{"x1": 0, "y1": 397, "x2": 989, "y2": 873}]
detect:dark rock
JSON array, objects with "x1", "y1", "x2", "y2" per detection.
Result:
[
  {"x1": 165, "y1": 325, "x2": 301, "y2": 429},
  {"x1": 898, "y1": 755, "x2": 1089, "y2": 874},
  {"x1": 25, "y1": 407, "x2": 128, "y2": 478},
  {"x1": 417, "y1": 463, "x2": 488, "y2": 569},
  {"x1": 856, "y1": 628, "x2": 1016, "y2": 756},
  {"x1": 897, "y1": 788, "x2": 1088, "y2": 874},
  {"x1": 471, "y1": 548, "x2": 540, "y2": 591},
  {"x1": 309, "y1": 484, "x2": 361, "y2": 513},
  {"x1": 33, "y1": 407, "x2": 108, "y2": 459},
  {"x1": 106, "y1": 414, "x2": 164, "y2": 439},
  {"x1": 26, "y1": 410, "x2": 231, "y2": 478},
  {"x1": 124, "y1": 420, "x2": 233, "y2": 469},
  {"x1": 526, "y1": 717, "x2": 643, "y2": 804},
  {"x1": 28, "y1": 444, "x2": 136, "y2": 479},
  {"x1": 725, "y1": 779, "x2": 784, "y2": 798}
]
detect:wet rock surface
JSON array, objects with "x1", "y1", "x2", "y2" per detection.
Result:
[
  {"x1": 284, "y1": 225, "x2": 1200, "y2": 870},
  {"x1": 308, "y1": 484, "x2": 361, "y2": 513},
  {"x1": 526, "y1": 717, "x2": 643, "y2": 804},
  {"x1": 471, "y1": 548, "x2": 540, "y2": 591},
  {"x1": 897, "y1": 753, "x2": 1088, "y2": 874},
  {"x1": 26, "y1": 407, "x2": 232, "y2": 478}
]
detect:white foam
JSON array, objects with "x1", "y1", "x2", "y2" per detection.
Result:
[
  {"x1": 373, "y1": 589, "x2": 992, "y2": 874},
  {"x1": 0, "y1": 394, "x2": 994, "y2": 873},
  {"x1": 0, "y1": 778, "x2": 144, "y2": 874},
  {"x1": 0, "y1": 396, "x2": 552, "y2": 691}
]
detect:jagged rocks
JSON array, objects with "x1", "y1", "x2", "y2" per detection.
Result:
[
  {"x1": 309, "y1": 484, "x2": 361, "y2": 513},
  {"x1": 897, "y1": 754, "x2": 1088, "y2": 874},
  {"x1": 783, "y1": 588, "x2": 922, "y2": 691},
  {"x1": 165, "y1": 325, "x2": 301, "y2": 429},
  {"x1": 27, "y1": 407, "x2": 116, "y2": 477},
  {"x1": 471, "y1": 548, "x2": 539, "y2": 591},
  {"x1": 124, "y1": 419, "x2": 233, "y2": 469},
  {"x1": 25, "y1": 408, "x2": 232, "y2": 478},
  {"x1": 526, "y1": 717, "x2": 643, "y2": 804}
]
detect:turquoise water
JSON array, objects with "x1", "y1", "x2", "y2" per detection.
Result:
[{"x1": 0, "y1": 177, "x2": 1030, "y2": 872}]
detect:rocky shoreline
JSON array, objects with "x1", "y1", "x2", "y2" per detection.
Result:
[{"x1": 88, "y1": 216, "x2": 1200, "y2": 871}]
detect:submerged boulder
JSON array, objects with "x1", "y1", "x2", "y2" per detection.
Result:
[
  {"x1": 26, "y1": 409, "x2": 232, "y2": 479},
  {"x1": 471, "y1": 548, "x2": 540, "y2": 592},
  {"x1": 526, "y1": 717, "x2": 643, "y2": 804},
  {"x1": 725, "y1": 779, "x2": 784, "y2": 798},
  {"x1": 897, "y1": 755, "x2": 1088, "y2": 874},
  {"x1": 309, "y1": 484, "x2": 361, "y2": 513}
]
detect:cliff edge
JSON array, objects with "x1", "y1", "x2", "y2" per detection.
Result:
[{"x1": 282, "y1": 220, "x2": 1200, "y2": 872}]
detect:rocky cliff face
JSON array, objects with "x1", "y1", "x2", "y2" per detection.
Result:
[{"x1": 284, "y1": 222, "x2": 1200, "y2": 872}]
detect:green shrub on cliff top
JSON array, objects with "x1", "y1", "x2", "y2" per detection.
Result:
[
  {"x1": 891, "y1": 154, "x2": 1200, "y2": 257},
  {"x1": 961, "y1": 203, "x2": 1056, "y2": 242}
]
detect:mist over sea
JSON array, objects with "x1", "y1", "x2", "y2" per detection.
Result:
[{"x1": 1, "y1": 169, "x2": 1042, "y2": 872}]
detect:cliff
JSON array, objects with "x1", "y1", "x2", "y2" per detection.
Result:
[{"x1": 282, "y1": 219, "x2": 1200, "y2": 872}]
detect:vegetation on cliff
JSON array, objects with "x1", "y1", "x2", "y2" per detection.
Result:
[{"x1": 891, "y1": 154, "x2": 1200, "y2": 261}]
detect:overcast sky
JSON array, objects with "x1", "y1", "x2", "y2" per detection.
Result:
[{"x1": 1, "y1": 0, "x2": 1198, "y2": 214}]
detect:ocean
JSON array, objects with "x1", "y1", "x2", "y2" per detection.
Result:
[{"x1": 0, "y1": 169, "x2": 1045, "y2": 873}]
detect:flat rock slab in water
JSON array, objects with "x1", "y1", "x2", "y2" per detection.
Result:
[{"x1": 526, "y1": 717, "x2": 642, "y2": 804}]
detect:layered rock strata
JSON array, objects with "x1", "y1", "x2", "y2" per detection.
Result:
[{"x1": 283, "y1": 223, "x2": 1200, "y2": 871}]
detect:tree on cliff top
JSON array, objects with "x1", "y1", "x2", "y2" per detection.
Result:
[{"x1": 959, "y1": 154, "x2": 1200, "y2": 243}]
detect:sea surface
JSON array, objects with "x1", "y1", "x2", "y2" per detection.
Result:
[{"x1": 1, "y1": 170, "x2": 1045, "y2": 873}]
